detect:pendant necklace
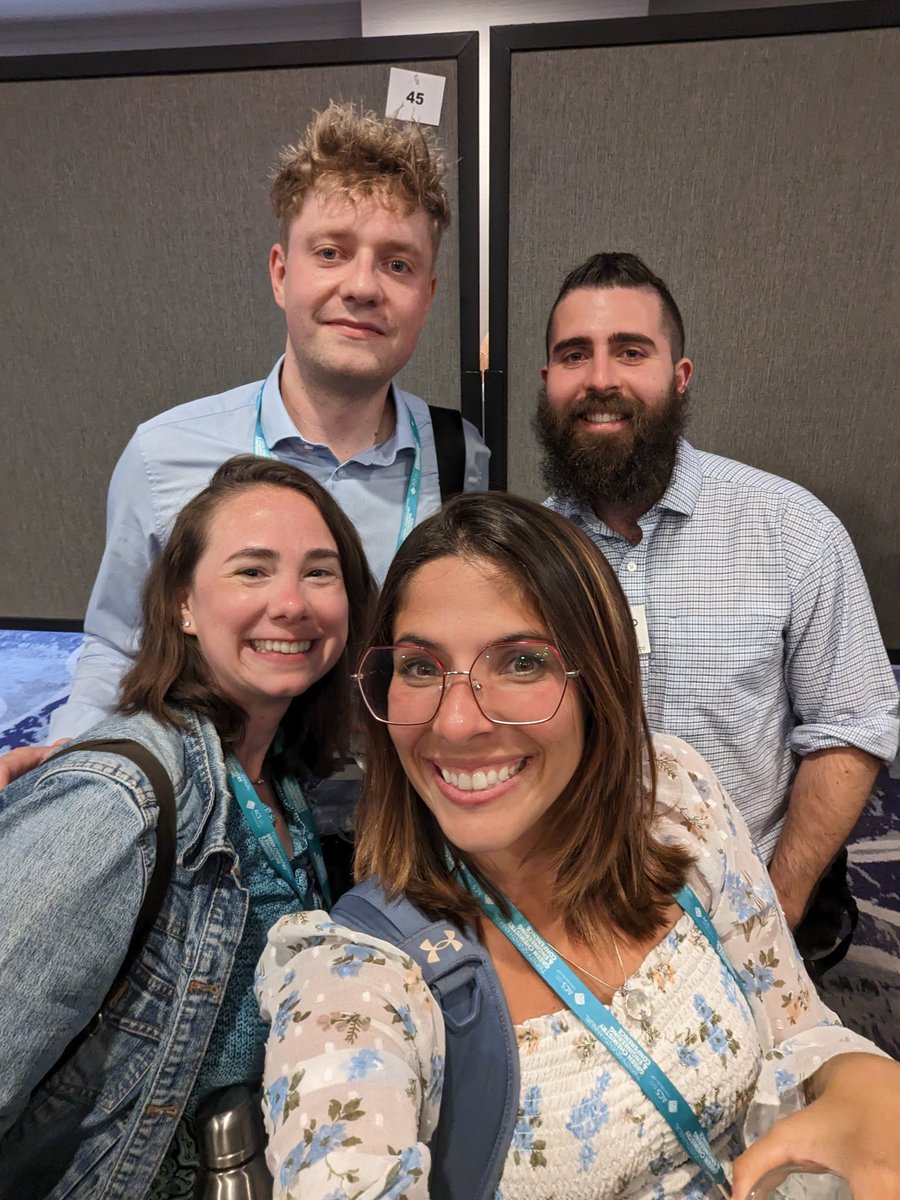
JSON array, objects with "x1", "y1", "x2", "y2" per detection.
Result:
[{"x1": 547, "y1": 931, "x2": 655, "y2": 1036}]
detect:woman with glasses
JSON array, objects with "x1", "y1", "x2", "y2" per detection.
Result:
[{"x1": 258, "y1": 492, "x2": 899, "y2": 1200}]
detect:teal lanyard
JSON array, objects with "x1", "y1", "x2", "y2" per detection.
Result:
[
  {"x1": 253, "y1": 381, "x2": 422, "y2": 551},
  {"x1": 226, "y1": 754, "x2": 331, "y2": 908},
  {"x1": 459, "y1": 867, "x2": 752, "y2": 1198}
]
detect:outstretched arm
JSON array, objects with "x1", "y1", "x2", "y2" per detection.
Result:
[
  {"x1": 654, "y1": 737, "x2": 899, "y2": 1199},
  {"x1": 733, "y1": 1053, "x2": 900, "y2": 1200}
]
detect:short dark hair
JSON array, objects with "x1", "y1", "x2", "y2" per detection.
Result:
[
  {"x1": 118, "y1": 455, "x2": 376, "y2": 779},
  {"x1": 353, "y1": 491, "x2": 692, "y2": 944},
  {"x1": 545, "y1": 251, "x2": 686, "y2": 361}
]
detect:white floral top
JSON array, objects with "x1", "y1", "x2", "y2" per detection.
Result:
[{"x1": 256, "y1": 736, "x2": 882, "y2": 1199}]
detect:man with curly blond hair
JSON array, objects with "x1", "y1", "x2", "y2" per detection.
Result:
[{"x1": 46, "y1": 102, "x2": 489, "y2": 743}]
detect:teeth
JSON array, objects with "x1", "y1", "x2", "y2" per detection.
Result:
[
  {"x1": 251, "y1": 640, "x2": 312, "y2": 654},
  {"x1": 584, "y1": 411, "x2": 624, "y2": 424},
  {"x1": 440, "y1": 759, "x2": 526, "y2": 792}
]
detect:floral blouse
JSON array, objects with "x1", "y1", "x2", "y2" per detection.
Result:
[{"x1": 256, "y1": 736, "x2": 883, "y2": 1199}]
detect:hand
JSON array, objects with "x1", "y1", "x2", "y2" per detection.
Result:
[
  {"x1": 732, "y1": 1053, "x2": 900, "y2": 1200},
  {"x1": 0, "y1": 740, "x2": 66, "y2": 789}
]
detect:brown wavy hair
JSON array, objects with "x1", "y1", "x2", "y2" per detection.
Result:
[
  {"x1": 118, "y1": 455, "x2": 376, "y2": 779},
  {"x1": 353, "y1": 492, "x2": 692, "y2": 941},
  {"x1": 270, "y1": 100, "x2": 451, "y2": 250}
]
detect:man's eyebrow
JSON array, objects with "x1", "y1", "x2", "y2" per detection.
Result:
[
  {"x1": 550, "y1": 335, "x2": 592, "y2": 357},
  {"x1": 608, "y1": 331, "x2": 657, "y2": 349},
  {"x1": 380, "y1": 238, "x2": 425, "y2": 256}
]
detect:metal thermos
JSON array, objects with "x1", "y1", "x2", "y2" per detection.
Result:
[{"x1": 195, "y1": 1085, "x2": 272, "y2": 1200}]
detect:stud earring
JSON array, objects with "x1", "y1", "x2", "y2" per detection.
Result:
[{"x1": 181, "y1": 617, "x2": 192, "y2": 629}]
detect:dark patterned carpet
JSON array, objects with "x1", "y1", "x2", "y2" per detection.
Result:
[
  {"x1": 818, "y1": 755, "x2": 900, "y2": 1056},
  {"x1": 2, "y1": 630, "x2": 897, "y2": 1051}
]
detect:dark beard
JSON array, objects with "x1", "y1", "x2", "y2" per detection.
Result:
[{"x1": 534, "y1": 383, "x2": 690, "y2": 512}]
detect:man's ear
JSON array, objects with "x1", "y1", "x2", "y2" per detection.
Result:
[
  {"x1": 420, "y1": 273, "x2": 437, "y2": 318},
  {"x1": 674, "y1": 356, "x2": 693, "y2": 393},
  {"x1": 269, "y1": 244, "x2": 287, "y2": 310}
]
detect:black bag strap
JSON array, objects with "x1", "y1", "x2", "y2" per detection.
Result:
[
  {"x1": 48, "y1": 737, "x2": 177, "y2": 1014},
  {"x1": 428, "y1": 404, "x2": 466, "y2": 501}
]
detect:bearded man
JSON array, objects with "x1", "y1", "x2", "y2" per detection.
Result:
[{"x1": 536, "y1": 251, "x2": 898, "y2": 975}]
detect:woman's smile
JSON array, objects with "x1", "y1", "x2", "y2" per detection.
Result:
[
  {"x1": 248, "y1": 638, "x2": 314, "y2": 654},
  {"x1": 432, "y1": 755, "x2": 530, "y2": 798}
]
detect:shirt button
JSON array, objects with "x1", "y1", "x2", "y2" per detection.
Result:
[
  {"x1": 335, "y1": 468, "x2": 344, "y2": 478},
  {"x1": 626, "y1": 561, "x2": 637, "y2": 572}
]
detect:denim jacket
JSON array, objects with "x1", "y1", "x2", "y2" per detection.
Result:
[{"x1": 0, "y1": 709, "x2": 248, "y2": 1199}]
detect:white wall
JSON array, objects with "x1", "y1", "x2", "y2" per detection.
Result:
[{"x1": 0, "y1": 1, "x2": 360, "y2": 52}]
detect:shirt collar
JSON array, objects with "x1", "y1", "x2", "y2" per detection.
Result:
[
  {"x1": 547, "y1": 437, "x2": 700, "y2": 534},
  {"x1": 259, "y1": 355, "x2": 300, "y2": 449},
  {"x1": 261, "y1": 360, "x2": 414, "y2": 464},
  {"x1": 655, "y1": 438, "x2": 701, "y2": 517}
]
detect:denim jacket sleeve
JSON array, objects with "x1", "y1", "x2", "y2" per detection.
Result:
[{"x1": 0, "y1": 753, "x2": 150, "y2": 1135}]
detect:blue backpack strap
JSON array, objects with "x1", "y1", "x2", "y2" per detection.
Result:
[{"x1": 332, "y1": 880, "x2": 520, "y2": 1200}]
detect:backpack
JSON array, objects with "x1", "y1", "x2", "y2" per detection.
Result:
[
  {"x1": 427, "y1": 405, "x2": 467, "y2": 501},
  {"x1": 331, "y1": 878, "x2": 519, "y2": 1200}
]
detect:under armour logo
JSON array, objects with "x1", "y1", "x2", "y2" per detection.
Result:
[{"x1": 419, "y1": 931, "x2": 463, "y2": 963}]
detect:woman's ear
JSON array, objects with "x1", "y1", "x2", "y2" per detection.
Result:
[{"x1": 179, "y1": 593, "x2": 197, "y2": 635}]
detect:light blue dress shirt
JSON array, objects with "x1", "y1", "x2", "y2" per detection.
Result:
[
  {"x1": 51, "y1": 359, "x2": 489, "y2": 740},
  {"x1": 548, "y1": 439, "x2": 899, "y2": 859}
]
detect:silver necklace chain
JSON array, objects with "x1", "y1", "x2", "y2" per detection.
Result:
[
  {"x1": 543, "y1": 931, "x2": 627, "y2": 993},
  {"x1": 543, "y1": 929, "x2": 656, "y2": 1037}
]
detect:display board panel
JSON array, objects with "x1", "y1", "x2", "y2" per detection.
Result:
[
  {"x1": 0, "y1": 35, "x2": 478, "y2": 617},
  {"x1": 491, "y1": 3, "x2": 899, "y2": 644}
]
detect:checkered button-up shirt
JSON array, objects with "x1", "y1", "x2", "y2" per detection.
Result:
[{"x1": 548, "y1": 439, "x2": 899, "y2": 860}]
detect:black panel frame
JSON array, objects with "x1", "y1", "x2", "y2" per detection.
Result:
[
  {"x1": 488, "y1": 0, "x2": 898, "y2": 490},
  {"x1": 0, "y1": 617, "x2": 84, "y2": 632},
  {"x1": 1, "y1": 30, "x2": 482, "y2": 430}
]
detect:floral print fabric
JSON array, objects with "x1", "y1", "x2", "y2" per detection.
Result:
[{"x1": 257, "y1": 736, "x2": 883, "y2": 1199}]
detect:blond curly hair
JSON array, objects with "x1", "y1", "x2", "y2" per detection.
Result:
[{"x1": 270, "y1": 101, "x2": 451, "y2": 250}]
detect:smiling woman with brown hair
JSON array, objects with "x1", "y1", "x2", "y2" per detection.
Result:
[
  {"x1": 258, "y1": 492, "x2": 900, "y2": 1200},
  {"x1": 0, "y1": 455, "x2": 375, "y2": 1200}
]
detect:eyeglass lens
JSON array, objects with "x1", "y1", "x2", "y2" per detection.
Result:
[{"x1": 357, "y1": 642, "x2": 570, "y2": 725}]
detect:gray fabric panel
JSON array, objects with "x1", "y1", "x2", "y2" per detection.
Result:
[
  {"x1": 505, "y1": 27, "x2": 899, "y2": 643},
  {"x1": 0, "y1": 58, "x2": 459, "y2": 617}
]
